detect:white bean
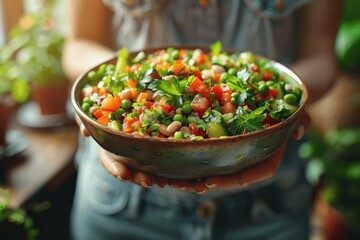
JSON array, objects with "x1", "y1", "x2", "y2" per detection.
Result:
[
  {"x1": 179, "y1": 126, "x2": 190, "y2": 135},
  {"x1": 211, "y1": 65, "x2": 226, "y2": 74},
  {"x1": 167, "y1": 121, "x2": 182, "y2": 134},
  {"x1": 119, "y1": 89, "x2": 132, "y2": 100},
  {"x1": 158, "y1": 124, "x2": 171, "y2": 136}
]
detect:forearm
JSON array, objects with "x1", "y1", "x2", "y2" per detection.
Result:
[{"x1": 291, "y1": 51, "x2": 338, "y2": 104}]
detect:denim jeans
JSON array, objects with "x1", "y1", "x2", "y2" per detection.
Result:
[{"x1": 71, "y1": 137, "x2": 312, "y2": 240}]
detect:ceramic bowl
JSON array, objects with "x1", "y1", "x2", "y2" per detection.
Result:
[{"x1": 71, "y1": 47, "x2": 309, "y2": 179}]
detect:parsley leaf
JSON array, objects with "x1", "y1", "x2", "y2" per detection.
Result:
[
  {"x1": 148, "y1": 77, "x2": 182, "y2": 96},
  {"x1": 228, "y1": 107, "x2": 266, "y2": 134}
]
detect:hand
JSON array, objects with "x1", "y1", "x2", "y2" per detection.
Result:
[{"x1": 79, "y1": 112, "x2": 311, "y2": 193}]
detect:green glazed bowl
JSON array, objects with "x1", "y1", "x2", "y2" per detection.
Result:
[{"x1": 71, "y1": 47, "x2": 309, "y2": 179}]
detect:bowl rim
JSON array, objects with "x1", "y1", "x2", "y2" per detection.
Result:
[{"x1": 71, "y1": 45, "x2": 309, "y2": 145}]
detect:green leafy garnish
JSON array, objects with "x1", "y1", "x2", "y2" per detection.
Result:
[
  {"x1": 228, "y1": 107, "x2": 266, "y2": 134},
  {"x1": 148, "y1": 77, "x2": 182, "y2": 96},
  {"x1": 210, "y1": 41, "x2": 222, "y2": 56},
  {"x1": 115, "y1": 48, "x2": 129, "y2": 74}
]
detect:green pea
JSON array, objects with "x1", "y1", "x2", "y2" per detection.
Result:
[
  {"x1": 266, "y1": 80, "x2": 275, "y2": 86},
  {"x1": 171, "y1": 49, "x2": 180, "y2": 59},
  {"x1": 284, "y1": 93, "x2": 297, "y2": 104},
  {"x1": 121, "y1": 99, "x2": 132, "y2": 109},
  {"x1": 81, "y1": 102, "x2": 91, "y2": 112},
  {"x1": 108, "y1": 112, "x2": 115, "y2": 120},
  {"x1": 87, "y1": 70, "x2": 98, "y2": 80},
  {"x1": 187, "y1": 116, "x2": 195, "y2": 123},
  {"x1": 174, "y1": 131, "x2": 184, "y2": 139},
  {"x1": 115, "y1": 108, "x2": 125, "y2": 118},
  {"x1": 228, "y1": 68, "x2": 237, "y2": 76},
  {"x1": 109, "y1": 121, "x2": 121, "y2": 130},
  {"x1": 173, "y1": 114, "x2": 185, "y2": 124},
  {"x1": 182, "y1": 104, "x2": 192, "y2": 115},
  {"x1": 258, "y1": 84, "x2": 269, "y2": 94},
  {"x1": 220, "y1": 72, "x2": 229, "y2": 83},
  {"x1": 82, "y1": 96, "x2": 92, "y2": 105},
  {"x1": 293, "y1": 86, "x2": 302, "y2": 98}
]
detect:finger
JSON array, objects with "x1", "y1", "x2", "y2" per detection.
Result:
[
  {"x1": 75, "y1": 114, "x2": 90, "y2": 137},
  {"x1": 292, "y1": 112, "x2": 311, "y2": 140},
  {"x1": 99, "y1": 148, "x2": 131, "y2": 181},
  {"x1": 205, "y1": 144, "x2": 286, "y2": 190},
  {"x1": 154, "y1": 177, "x2": 168, "y2": 188},
  {"x1": 133, "y1": 172, "x2": 155, "y2": 188}
]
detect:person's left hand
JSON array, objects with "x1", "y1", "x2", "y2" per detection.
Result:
[{"x1": 99, "y1": 111, "x2": 311, "y2": 194}]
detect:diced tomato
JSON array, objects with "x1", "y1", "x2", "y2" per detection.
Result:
[
  {"x1": 221, "y1": 102, "x2": 236, "y2": 114},
  {"x1": 101, "y1": 95, "x2": 121, "y2": 112},
  {"x1": 251, "y1": 64, "x2": 259, "y2": 72},
  {"x1": 262, "y1": 113, "x2": 280, "y2": 126},
  {"x1": 190, "y1": 77, "x2": 210, "y2": 100},
  {"x1": 262, "y1": 69, "x2": 272, "y2": 81},
  {"x1": 210, "y1": 84, "x2": 222, "y2": 102},
  {"x1": 144, "y1": 101, "x2": 154, "y2": 109},
  {"x1": 191, "y1": 69, "x2": 203, "y2": 80},
  {"x1": 195, "y1": 53, "x2": 207, "y2": 65},
  {"x1": 221, "y1": 92, "x2": 231, "y2": 105},
  {"x1": 259, "y1": 88, "x2": 279, "y2": 100},
  {"x1": 269, "y1": 88, "x2": 279, "y2": 99},
  {"x1": 190, "y1": 96, "x2": 210, "y2": 118},
  {"x1": 189, "y1": 122, "x2": 206, "y2": 137},
  {"x1": 161, "y1": 103, "x2": 175, "y2": 114}
]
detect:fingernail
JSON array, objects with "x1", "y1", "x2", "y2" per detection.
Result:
[
  {"x1": 140, "y1": 181, "x2": 151, "y2": 188},
  {"x1": 196, "y1": 189, "x2": 208, "y2": 194},
  {"x1": 205, "y1": 183, "x2": 217, "y2": 189},
  {"x1": 295, "y1": 124, "x2": 305, "y2": 140}
]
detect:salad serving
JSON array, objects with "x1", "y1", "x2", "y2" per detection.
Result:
[{"x1": 79, "y1": 42, "x2": 303, "y2": 140}]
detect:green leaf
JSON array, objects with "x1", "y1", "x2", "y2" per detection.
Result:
[
  {"x1": 148, "y1": 78, "x2": 182, "y2": 96},
  {"x1": 115, "y1": 48, "x2": 129, "y2": 74},
  {"x1": 228, "y1": 107, "x2": 266, "y2": 134},
  {"x1": 210, "y1": 41, "x2": 222, "y2": 56}
]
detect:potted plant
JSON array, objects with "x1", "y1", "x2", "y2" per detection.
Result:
[
  {"x1": 1, "y1": 0, "x2": 69, "y2": 116},
  {"x1": 0, "y1": 188, "x2": 38, "y2": 240},
  {"x1": 0, "y1": 60, "x2": 29, "y2": 147},
  {"x1": 300, "y1": 128, "x2": 360, "y2": 240}
]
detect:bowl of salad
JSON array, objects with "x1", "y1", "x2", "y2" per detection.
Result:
[{"x1": 71, "y1": 43, "x2": 308, "y2": 179}]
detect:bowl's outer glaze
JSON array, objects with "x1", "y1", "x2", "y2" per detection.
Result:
[{"x1": 71, "y1": 47, "x2": 309, "y2": 179}]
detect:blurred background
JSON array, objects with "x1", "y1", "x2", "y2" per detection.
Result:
[{"x1": 0, "y1": 0, "x2": 359, "y2": 239}]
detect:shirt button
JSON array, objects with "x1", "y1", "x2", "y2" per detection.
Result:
[{"x1": 196, "y1": 201, "x2": 216, "y2": 220}]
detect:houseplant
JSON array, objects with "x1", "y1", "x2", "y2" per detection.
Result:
[
  {"x1": 0, "y1": 60, "x2": 29, "y2": 146},
  {"x1": 1, "y1": 0, "x2": 69, "y2": 116},
  {"x1": 300, "y1": 128, "x2": 360, "y2": 239},
  {"x1": 0, "y1": 188, "x2": 38, "y2": 240}
]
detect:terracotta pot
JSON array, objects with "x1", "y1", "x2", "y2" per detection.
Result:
[
  {"x1": 0, "y1": 94, "x2": 16, "y2": 146},
  {"x1": 314, "y1": 190, "x2": 349, "y2": 240},
  {"x1": 31, "y1": 82, "x2": 69, "y2": 115}
]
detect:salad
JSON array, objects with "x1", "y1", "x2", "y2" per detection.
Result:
[{"x1": 80, "y1": 42, "x2": 303, "y2": 140}]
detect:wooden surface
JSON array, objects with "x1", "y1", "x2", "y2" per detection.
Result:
[{"x1": 0, "y1": 123, "x2": 78, "y2": 208}]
